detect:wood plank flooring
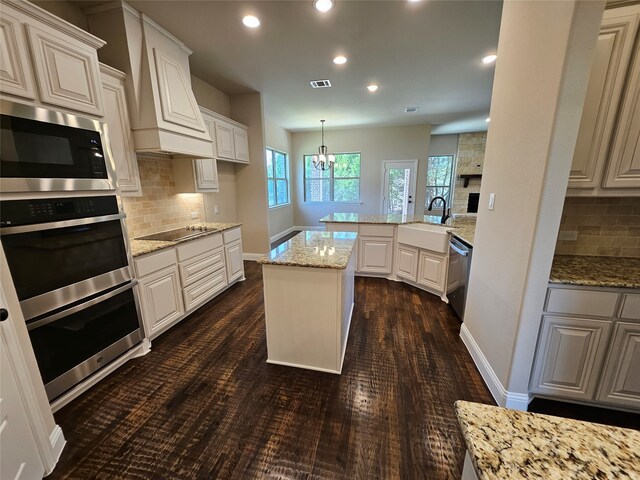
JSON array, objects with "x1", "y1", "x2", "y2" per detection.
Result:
[{"x1": 49, "y1": 261, "x2": 494, "y2": 480}]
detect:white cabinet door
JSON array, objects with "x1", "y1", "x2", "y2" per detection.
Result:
[
  {"x1": 233, "y1": 127, "x2": 249, "y2": 163},
  {"x1": 568, "y1": 6, "x2": 640, "y2": 188},
  {"x1": 0, "y1": 334, "x2": 45, "y2": 480},
  {"x1": 0, "y1": 10, "x2": 36, "y2": 100},
  {"x1": 395, "y1": 244, "x2": 418, "y2": 282},
  {"x1": 597, "y1": 322, "x2": 640, "y2": 408},
  {"x1": 26, "y1": 23, "x2": 103, "y2": 115},
  {"x1": 531, "y1": 316, "x2": 612, "y2": 401},
  {"x1": 225, "y1": 240, "x2": 244, "y2": 283},
  {"x1": 194, "y1": 158, "x2": 219, "y2": 191},
  {"x1": 215, "y1": 121, "x2": 235, "y2": 160},
  {"x1": 100, "y1": 65, "x2": 142, "y2": 195},
  {"x1": 417, "y1": 250, "x2": 446, "y2": 292},
  {"x1": 603, "y1": 35, "x2": 640, "y2": 189},
  {"x1": 138, "y1": 265, "x2": 184, "y2": 338},
  {"x1": 358, "y1": 237, "x2": 393, "y2": 274}
]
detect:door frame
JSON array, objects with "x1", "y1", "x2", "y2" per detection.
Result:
[{"x1": 380, "y1": 160, "x2": 419, "y2": 215}]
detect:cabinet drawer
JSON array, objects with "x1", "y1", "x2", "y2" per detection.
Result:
[
  {"x1": 546, "y1": 288, "x2": 619, "y2": 318},
  {"x1": 135, "y1": 248, "x2": 177, "y2": 278},
  {"x1": 359, "y1": 224, "x2": 395, "y2": 237},
  {"x1": 223, "y1": 227, "x2": 241, "y2": 244},
  {"x1": 620, "y1": 294, "x2": 640, "y2": 320},
  {"x1": 183, "y1": 268, "x2": 227, "y2": 312},
  {"x1": 179, "y1": 247, "x2": 225, "y2": 288},
  {"x1": 176, "y1": 234, "x2": 223, "y2": 262}
]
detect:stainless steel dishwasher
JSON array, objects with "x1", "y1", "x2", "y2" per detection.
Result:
[{"x1": 448, "y1": 236, "x2": 473, "y2": 321}]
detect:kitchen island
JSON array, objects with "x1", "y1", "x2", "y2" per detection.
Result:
[{"x1": 258, "y1": 230, "x2": 357, "y2": 374}]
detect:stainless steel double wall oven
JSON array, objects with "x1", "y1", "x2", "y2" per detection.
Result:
[{"x1": 0, "y1": 101, "x2": 144, "y2": 401}]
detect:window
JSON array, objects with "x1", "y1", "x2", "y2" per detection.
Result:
[
  {"x1": 304, "y1": 153, "x2": 361, "y2": 202},
  {"x1": 425, "y1": 155, "x2": 454, "y2": 208},
  {"x1": 266, "y1": 148, "x2": 289, "y2": 207}
]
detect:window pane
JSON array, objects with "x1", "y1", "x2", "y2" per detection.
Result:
[
  {"x1": 427, "y1": 156, "x2": 452, "y2": 187},
  {"x1": 275, "y1": 152, "x2": 287, "y2": 178},
  {"x1": 267, "y1": 179, "x2": 276, "y2": 207},
  {"x1": 305, "y1": 179, "x2": 330, "y2": 202},
  {"x1": 266, "y1": 149, "x2": 274, "y2": 178},
  {"x1": 276, "y1": 180, "x2": 288, "y2": 204},
  {"x1": 305, "y1": 156, "x2": 331, "y2": 179},
  {"x1": 334, "y1": 179, "x2": 359, "y2": 202},
  {"x1": 334, "y1": 153, "x2": 361, "y2": 178}
]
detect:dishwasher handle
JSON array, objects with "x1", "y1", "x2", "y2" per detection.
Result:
[{"x1": 449, "y1": 240, "x2": 469, "y2": 257}]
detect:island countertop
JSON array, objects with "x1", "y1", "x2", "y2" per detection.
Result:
[
  {"x1": 130, "y1": 222, "x2": 242, "y2": 257},
  {"x1": 258, "y1": 230, "x2": 357, "y2": 269},
  {"x1": 549, "y1": 255, "x2": 640, "y2": 289},
  {"x1": 320, "y1": 212, "x2": 477, "y2": 246},
  {"x1": 455, "y1": 400, "x2": 640, "y2": 480}
]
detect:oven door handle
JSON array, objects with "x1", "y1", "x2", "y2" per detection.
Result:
[
  {"x1": 26, "y1": 281, "x2": 137, "y2": 331},
  {"x1": 449, "y1": 240, "x2": 469, "y2": 257},
  {"x1": 0, "y1": 213, "x2": 126, "y2": 235}
]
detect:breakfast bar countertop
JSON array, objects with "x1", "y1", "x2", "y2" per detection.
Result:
[
  {"x1": 130, "y1": 223, "x2": 242, "y2": 257},
  {"x1": 455, "y1": 400, "x2": 640, "y2": 480},
  {"x1": 549, "y1": 254, "x2": 640, "y2": 289},
  {"x1": 257, "y1": 230, "x2": 358, "y2": 269}
]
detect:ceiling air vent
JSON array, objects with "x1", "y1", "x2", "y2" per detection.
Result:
[
  {"x1": 405, "y1": 106, "x2": 420, "y2": 113},
  {"x1": 310, "y1": 79, "x2": 332, "y2": 88}
]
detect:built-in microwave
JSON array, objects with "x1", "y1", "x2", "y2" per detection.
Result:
[{"x1": 0, "y1": 100, "x2": 116, "y2": 193}]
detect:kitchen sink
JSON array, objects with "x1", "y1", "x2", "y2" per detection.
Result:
[{"x1": 397, "y1": 223, "x2": 450, "y2": 253}]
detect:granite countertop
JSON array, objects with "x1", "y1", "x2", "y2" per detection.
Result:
[
  {"x1": 455, "y1": 400, "x2": 640, "y2": 480},
  {"x1": 320, "y1": 212, "x2": 477, "y2": 246},
  {"x1": 257, "y1": 230, "x2": 357, "y2": 269},
  {"x1": 550, "y1": 255, "x2": 640, "y2": 289},
  {"x1": 130, "y1": 222, "x2": 242, "y2": 257}
]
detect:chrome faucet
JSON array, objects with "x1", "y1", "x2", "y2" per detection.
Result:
[{"x1": 427, "y1": 196, "x2": 450, "y2": 224}]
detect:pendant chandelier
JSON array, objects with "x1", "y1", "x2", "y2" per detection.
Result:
[{"x1": 312, "y1": 119, "x2": 335, "y2": 171}]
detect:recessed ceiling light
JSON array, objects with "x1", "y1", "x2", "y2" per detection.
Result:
[
  {"x1": 333, "y1": 55, "x2": 347, "y2": 65},
  {"x1": 314, "y1": 0, "x2": 334, "y2": 12},
  {"x1": 367, "y1": 84, "x2": 379, "y2": 92},
  {"x1": 482, "y1": 54, "x2": 497, "y2": 64},
  {"x1": 405, "y1": 107, "x2": 419, "y2": 113},
  {"x1": 485, "y1": 117, "x2": 491, "y2": 122},
  {"x1": 242, "y1": 15, "x2": 260, "y2": 28}
]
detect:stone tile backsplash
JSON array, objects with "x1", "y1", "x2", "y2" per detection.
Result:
[
  {"x1": 121, "y1": 156, "x2": 205, "y2": 239},
  {"x1": 556, "y1": 197, "x2": 640, "y2": 258}
]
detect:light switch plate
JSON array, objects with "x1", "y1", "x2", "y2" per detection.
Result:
[
  {"x1": 214, "y1": 205, "x2": 220, "y2": 214},
  {"x1": 191, "y1": 211, "x2": 199, "y2": 219},
  {"x1": 488, "y1": 193, "x2": 495, "y2": 211}
]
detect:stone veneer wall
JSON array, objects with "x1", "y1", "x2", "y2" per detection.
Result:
[
  {"x1": 556, "y1": 197, "x2": 640, "y2": 257},
  {"x1": 121, "y1": 156, "x2": 206, "y2": 239},
  {"x1": 452, "y1": 132, "x2": 486, "y2": 214}
]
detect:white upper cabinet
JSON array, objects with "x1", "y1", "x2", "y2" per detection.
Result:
[
  {"x1": 567, "y1": 4, "x2": 640, "y2": 195},
  {"x1": 215, "y1": 121, "x2": 236, "y2": 160},
  {"x1": 213, "y1": 114, "x2": 250, "y2": 164},
  {"x1": 0, "y1": 9, "x2": 36, "y2": 100},
  {"x1": 100, "y1": 63, "x2": 141, "y2": 196},
  {"x1": 0, "y1": 0, "x2": 105, "y2": 116},
  {"x1": 85, "y1": 2, "x2": 213, "y2": 158},
  {"x1": 233, "y1": 127, "x2": 249, "y2": 163}
]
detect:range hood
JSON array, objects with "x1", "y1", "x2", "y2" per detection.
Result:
[{"x1": 85, "y1": 2, "x2": 213, "y2": 158}]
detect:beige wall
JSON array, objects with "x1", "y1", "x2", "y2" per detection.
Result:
[
  {"x1": 202, "y1": 162, "x2": 238, "y2": 223},
  {"x1": 291, "y1": 125, "x2": 431, "y2": 226},
  {"x1": 556, "y1": 197, "x2": 640, "y2": 257},
  {"x1": 265, "y1": 118, "x2": 294, "y2": 239},
  {"x1": 230, "y1": 93, "x2": 271, "y2": 255},
  {"x1": 32, "y1": 0, "x2": 88, "y2": 29},
  {"x1": 191, "y1": 75, "x2": 231, "y2": 117},
  {"x1": 452, "y1": 132, "x2": 486, "y2": 214},
  {"x1": 122, "y1": 157, "x2": 206, "y2": 238},
  {"x1": 463, "y1": 0, "x2": 604, "y2": 403}
]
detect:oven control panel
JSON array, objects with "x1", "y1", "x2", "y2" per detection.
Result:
[{"x1": 0, "y1": 196, "x2": 119, "y2": 227}]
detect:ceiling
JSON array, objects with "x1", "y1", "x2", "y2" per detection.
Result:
[{"x1": 121, "y1": 0, "x2": 502, "y2": 133}]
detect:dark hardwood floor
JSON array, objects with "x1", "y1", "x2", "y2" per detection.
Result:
[{"x1": 49, "y1": 261, "x2": 495, "y2": 480}]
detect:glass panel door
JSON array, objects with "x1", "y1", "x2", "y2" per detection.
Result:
[{"x1": 382, "y1": 161, "x2": 417, "y2": 215}]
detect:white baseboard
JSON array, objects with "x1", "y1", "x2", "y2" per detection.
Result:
[
  {"x1": 243, "y1": 252, "x2": 264, "y2": 261},
  {"x1": 266, "y1": 359, "x2": 341, "y2": 375},
  {"x1": 49, "y1": 425, "x2": 66, "y2": 464},
  {"x1": 459, "y1": 324, "x2": 532, "y2": 411}
]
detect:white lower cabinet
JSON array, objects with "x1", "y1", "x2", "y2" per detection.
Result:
[
  {"x1": 138, "y1": 265, "x2": 184, "y2": 338},
  {"x1": 597, "y1": 322, "x2": 640, "y2": 408},
  {"x1": 531, "y1": 316, "x2": 612, "y2": 400},
  {"x1": 395, "y1": 245, "x2": 419, "y2": 282},
  {"x1": 225, "y1": 240, "x2": 244, "y2": 283},
  {"x1": 417, "y1": 250, "x2": 447, "y2": 294},
  {"x1": 183, "y1": 268, "x2": 227, "y2": 312},
  {"x1": 358, "y1": 237, "x2": 393, "y2": 274}
]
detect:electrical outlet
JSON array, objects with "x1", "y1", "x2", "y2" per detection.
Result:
[
  {"x1": 214, "y1": 205, "x2": 220, "y2": 214},
  {"x1": 191, "y1": 211, "x2": 199, "y2": 219},
  {"x1": 558, "y1": 230, "x2": 578, "y2": 241},
  {"x1": 488, "y1": 193, "x2": 495, "y2": 211}
]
